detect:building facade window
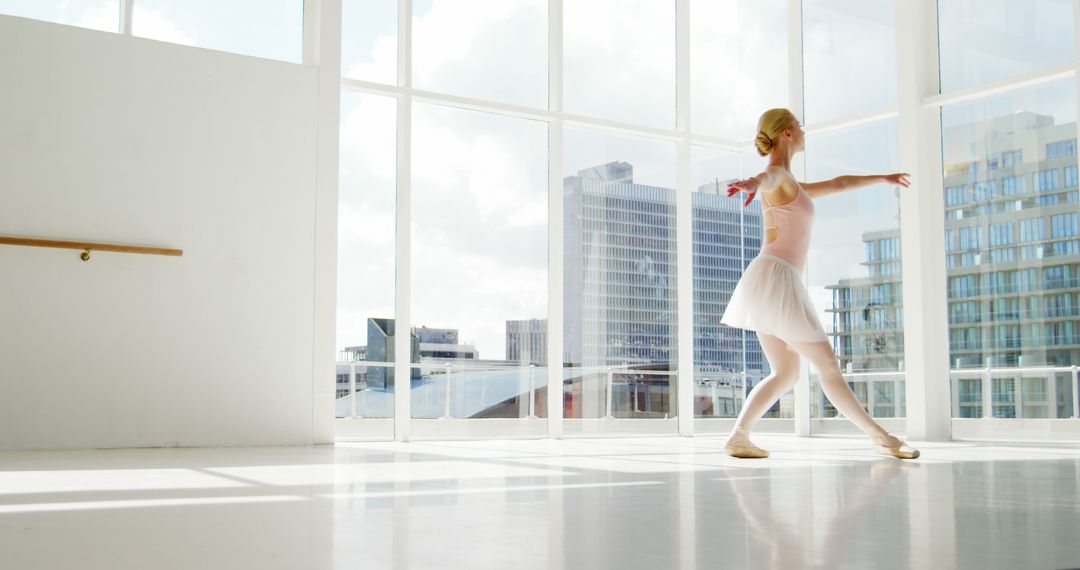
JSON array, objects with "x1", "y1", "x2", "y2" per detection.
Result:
[
  {"x1": 1020, "y1": 218, "x2": 1045, "y2": 243},
  {"x1": 1002, "y1": 175, "x2": 1028, "y2": 196},
  {"x1": 989, "y1": 223, "x2": 1014, "y2": 247},
  {"x1": 959, "y1": 227, "x2": 982, "y2": 250},
  {"x1": 946, "y1": 184, "x2": 967, "y2": 206},
  {"x1": 973, "y1": 180, "x2": 996, "y2": 201},
  {"x1": 1037, "y1": 168, "x2": 1061, "y2": 192},
  {"x1": 1047, "y1": 139, "x2": 1077, "y2": 159},
  {"x1": 1002, "y1": 149, "x2": 1024, "y2": 167},
  {"x1": 1051, "y1": 213, "x2": 1079, "y2": 239}
]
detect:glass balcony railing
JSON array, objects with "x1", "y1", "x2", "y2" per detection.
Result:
[
  {"x1": 812, "y1": 371, "x2": 906, "y2": 419},
  {"x1": 950, "y1": 366, "x2": 1078, "y2": 419},
  {"x1": 336, "y1": 363, "x2": 686, "y2": 420},
  {"x1": 335, "y1": 364, "x2": 1080, "y2": 423}
]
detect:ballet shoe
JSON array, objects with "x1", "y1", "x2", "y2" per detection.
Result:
[
  {"x1": 725, "y1": 442, "x2": 770, "y2": 459},
  {"x1": 724, "y1": 426, "x2": 770, "y2": 459},
  {"x1": 871, "y1": 434, "x2": 920, "y2": 459}
]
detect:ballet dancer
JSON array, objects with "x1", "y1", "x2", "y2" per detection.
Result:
[{"x1": 721, "y1": 108, "x2": 920, "y2": 460}]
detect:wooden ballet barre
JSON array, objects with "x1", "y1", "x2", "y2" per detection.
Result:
[{"x1": 0, "y1": 235, "x2": 183, "y2": 261}]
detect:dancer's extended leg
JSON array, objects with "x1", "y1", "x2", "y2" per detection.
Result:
[
  {"x1": 725, "y1": 334, "x2": 800, "y2": 457},
  {"x1": 787, "y1": 340, "x2": 885, "y2": 436},
  {"x1": 788, "y1": 340, "x2": 919, "y2": 459}
]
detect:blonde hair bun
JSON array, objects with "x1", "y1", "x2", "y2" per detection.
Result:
[
  {"x1": 754, "y1": 132, "x2": 773, "y2": 156},
  {"x1": 755, "y1": 108, "x2": 796, "y2": 157}
]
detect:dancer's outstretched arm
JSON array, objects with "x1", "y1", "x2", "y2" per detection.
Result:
[
  {"x1": 801, "y1": 172, "x2": 910, "y2": 199},
  {"x1": 726, "y1": 166, "x2": 787, "y2": 207}
]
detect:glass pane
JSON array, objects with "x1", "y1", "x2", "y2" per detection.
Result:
[
  {"x1": 410, "y1": 364, "x2": 545, "y2": 419},
  {"x1": 336, "y1": 92, "x2": 397, "y2": 419},
  {"x1": 411, "y1": 103, "x2": 548, "y2": 419},
  {"x1": 563, "y1": 128, "x2": 678, "y2": 422},
  {"x1": 953, "y1": 375, "x2": 984, "y2": 417},
  {"x1": 992, "y1": 376, "x2": 1017, "y2": 417},
  {"x1": 0, "y1": 0, "x2": 118, "y2": 32},
  {"x1": 342, "y1": 0, "x2": 396, "y2": 84},
  {"x1": 412, "y1": 0, "x2": 546, "y2": 108},
  {"x1": 939, "y1": 0, "x2": 1074, "y2": 92},
  {"x1": 941, "y1": 78, "x2": 1078, "y2": 418},
  {"x1": 132, "y1": 0, "x2": 303, "y2": 63},
  {"x1": 565, "y1": 0, "x2": 675, "y2": 128},
  {"x1": 803, "y1": 0, "x2": 896, "y2": 124},
  {"x1": 804, "y1": 119, "x2": 905, "y2": 419},
  {"x1": 692, "y1": 147, "x2": 794, "y2": 419},
  {"x1": 1021, "y1": 375, "x2": 1049, "y2": 417},
  {"x1": 690, "y1": 0, "x2": 789, "y2": 139},
  {"x1": 1057, "y1": 371, "x2": 1076, "y2": 418}
]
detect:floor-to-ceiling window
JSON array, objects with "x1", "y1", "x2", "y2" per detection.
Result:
[
  {"x1": 802, "y1": 0, "x2": 907, "y2": 430},
  {"x1": 937, "y1": 0, "x2": 1079, "y2": 429},
  {"x1": 336, "y1": 92, "x2": 397, "y2": 420},
  {"x1": 940, "y1": 80, "x2": 1078, "y2": 421},
  {"x1": 690, "y1": 0, "x2": 790, "y2": 423},
  {"x1": 337, "y1": 0, "x2": 399, "y2": 424},
  {"x1": 562, "y1": 128, "x2": 679, "y2": 431},
  {"x1": 410, "y1": 102, "x2": 548, "y2": 422}
]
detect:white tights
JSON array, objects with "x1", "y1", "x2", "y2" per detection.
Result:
[{"x1": 728, "y1": 334, "x2": 889, "y2": 442}]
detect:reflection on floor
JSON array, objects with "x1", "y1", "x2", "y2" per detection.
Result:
[{"x1": 1, "y1": 435, "x2": 1079, "y2": 569}]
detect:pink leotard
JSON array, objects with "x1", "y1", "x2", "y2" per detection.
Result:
[{"x1": 759, "y1": 181, "x2": 815, "y2": 272}]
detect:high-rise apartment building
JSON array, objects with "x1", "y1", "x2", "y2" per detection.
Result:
[{"x1": 827, "y1": 112, "x2": 1078, "y2": 419}]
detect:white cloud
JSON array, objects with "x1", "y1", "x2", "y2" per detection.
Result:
[
  {"x1": 802, "y1": 0, "x2": 896, "y2": 123},
  {"x1": 409, "y1": 103, "x2": 548, "y2": 359},
  {"x1": 344, "y1": 33, "x2": 396, "y2": 84},
  {"x1": 130, "y1": 6, "x2": 199, "y2": 47},
  {"x1": 691, "y1": 0, "x2": 790, "y2": 140},
  {"x1": 563, "y1": 0, "x2": 676, "y2": 128},
  {"x1": 70, "y1": 2, "x2": 119, "y2": 32},
  {"x1": 412, "y1": 0, "x2": 547, "y2": 108}
]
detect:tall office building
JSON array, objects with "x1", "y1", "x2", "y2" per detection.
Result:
[
  {"x1": 827, "y1": 112, "x2": 1079, "y2": 419},
  {"x1": 563, "y1": 161, "x2": 768, "y2": 383}
]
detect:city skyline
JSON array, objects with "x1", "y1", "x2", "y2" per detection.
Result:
[{"x1": 340, "y1": 159, "x2": 766, "y2": 378}]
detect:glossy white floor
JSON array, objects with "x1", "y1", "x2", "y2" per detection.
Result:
[{"x1": 2, "y1": 435, "x2": 1079, "y2": 570}]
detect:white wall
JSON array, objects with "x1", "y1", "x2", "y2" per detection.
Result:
[{"x1": 0, "y1": 15, "x2": 321, "y2": 449}]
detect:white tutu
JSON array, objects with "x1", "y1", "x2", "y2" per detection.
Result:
[{"x1": 720, "y1": 254, "x2": 828, "y2": 343}]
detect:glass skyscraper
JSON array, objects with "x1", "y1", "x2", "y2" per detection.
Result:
[{"x1": 562, "y1": 161, "x2": 767, "y2": 417}]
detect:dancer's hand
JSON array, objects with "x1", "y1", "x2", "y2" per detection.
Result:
[
  {"x1": 727, "y1": 178, "x2": 760, "y2": 207},
  {"x1": 883, "y1": 173, "x2": 911, "y2": 188}
]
